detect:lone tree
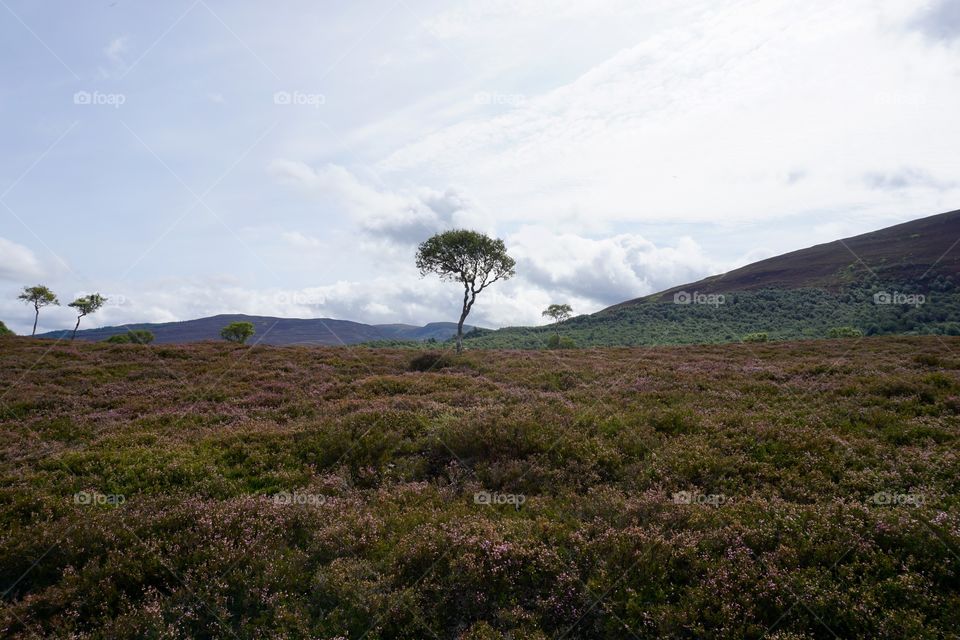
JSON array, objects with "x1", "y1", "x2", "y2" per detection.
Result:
[
  {"x1": 416, "y1": 229, "x2": 516, "y2": 353},
  {"x1": 68, "y1": 294, "x2": 106, "y2": 340},
  {"x1": 542, "y1": 303, "x2": 573, "y2": 337},
  {"x1": 18, "y1": 285, "x2": 59, "y2": 336},
  {"x1": 221, "y1": 321, "x2": 255, "y2": 344}
]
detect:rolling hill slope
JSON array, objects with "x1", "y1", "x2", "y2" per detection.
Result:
[
  {"x1": 616, "y1": 207, "x2": 960, "y2": 306},
  {"x1": 36, "y1": 314, "x2": 472, "y2": 346},
  {"x1": 465, "y1": 208, "x2": 960, "y2": 348}
]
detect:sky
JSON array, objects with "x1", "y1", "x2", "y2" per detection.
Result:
[{"x1": 1, "y1": 0, "x2": 959, "y2": 335}]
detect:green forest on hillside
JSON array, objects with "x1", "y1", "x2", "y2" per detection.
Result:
[{"x1": 453, "y1": 276, "x2": 960, "y2": 349}]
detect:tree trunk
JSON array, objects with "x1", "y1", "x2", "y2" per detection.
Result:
[
  {"x1": 32, "y1": 307, "x2": 39, "y2": 336},
  {"x1": 456, "y1": 286, "x2": 475, "y2": 355},
  {"x1": 456, "y1": 305, "x2": 470, "y2": 354},
  {"x1": 71, "y1": 315, "x2": 82, "y2": 340}
]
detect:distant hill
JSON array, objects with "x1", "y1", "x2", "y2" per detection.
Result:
[
  {"x1": 465, "y1": 208, "x2": 960, "y2": 348},
  {"x1": 36, "y1": 314, "x2": 472, "y2": 346},
  {"x1": 613, "y1": 207, "x2": 960, "y2": 307}
]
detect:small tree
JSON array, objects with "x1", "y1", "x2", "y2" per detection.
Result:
[
  {"x1": 828, "y1": 326, "x2": 863, "y2": 338},
  {"x1": 18, "y1": 285, "x2": 59, "y2": 336},
  {"x1": 546, "y1": 334, "x2": 576, "y2": 349},
  {"x1": 221, "y1": 321, "x2": 255, "y2": 344},
  {"x1": 128, "y1": 329, "x2": 155, "y2": 344},
  {"x1": 68, "y1": 294, "x2": 106, "y2": 340},
  {"x1": 542, "y1": 303, "x2": 573, "y2": 338},
  {"x1": 416, "y1": 229, "x2": 516, "y2": 354}
]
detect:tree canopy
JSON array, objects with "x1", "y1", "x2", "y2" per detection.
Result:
[
  {"x1": 221, "y1": 321, "x2": 256, "y2": 344},
  {"x1": 18, "y1": 285, "x2": 59, "y2": 336},
  {"x1": 542, "y1": 303, "x2": 573, "y2": 323},
  {"x1": 416, "y1": 229, "x2": 515, "y2": 353},
  {"x1": 68, "y1": 294, "x2": 107, "y2": 340}
]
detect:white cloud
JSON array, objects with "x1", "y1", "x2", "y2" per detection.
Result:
[
  {"x1": 266, "y1": 165, "x2": 777, "y2": 321},
  {"x1": 422, "y1": 0, "x2": 653, "y2": 39},
  {"x1": 382, "y1": 0, "x2": 960, "y2": 227},
  {"x1": 508, "y1": 226, "x2": 725, "y2": 305},
  {"x1": 910, "y1": 0, "x2": 960, "y2": 42},
  {"x1": 104, "y1": 36, "x2": 128, "y2": 63},
  {"x1": 281, "y1": 231, "x2": 323, "y2": 248},
  {"x1": 269, "y1": 160, "x2": 485, "y2": 244},
  {"x1": 97, "y1": 35, "x2": 129, "y2": 77},
  {"x1": 862, "y1": 167, "x2": 953, "y2": 191},
  {"x1": 0, "y1": 237, "x2": 45, "y2": 282}
]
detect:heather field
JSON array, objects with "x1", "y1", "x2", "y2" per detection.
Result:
[{"x1": 1, "y1": 335, "x2": 959, "y2": 639}]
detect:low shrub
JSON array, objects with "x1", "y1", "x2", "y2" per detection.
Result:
[
  {"x1": 742, "y1": 332, "x2": 768, "y2": 343},
  {"x1": 828, "y1": 326, "x2": 863, "y2": 338},
  {"x1": 914, "y1": 353, "x2": 941, "y2": 367},
  {"x1": 0, "y1": 320, "x2": 13, "y2": 336},
  {"x1": 105, "y1": 330, "x2": 155, "y2": 344},
  {"x1": 545, "y1": 334, "x2": 577, "y2": 349},
  {"x1": 408, "y1": 351, "x2": 454, "y2": 372}
]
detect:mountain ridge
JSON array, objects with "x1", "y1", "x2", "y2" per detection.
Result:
[
  {"x1": 607, "y1": 207, "x2": 960, "y2": 310},
  {"x1": 36, "y1": 314, "x2": 473, "y2": 346}
]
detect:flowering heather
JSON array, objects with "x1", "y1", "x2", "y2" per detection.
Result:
[{"x1": 0, "y1": 335, "x2": 958, "y2": 638}]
